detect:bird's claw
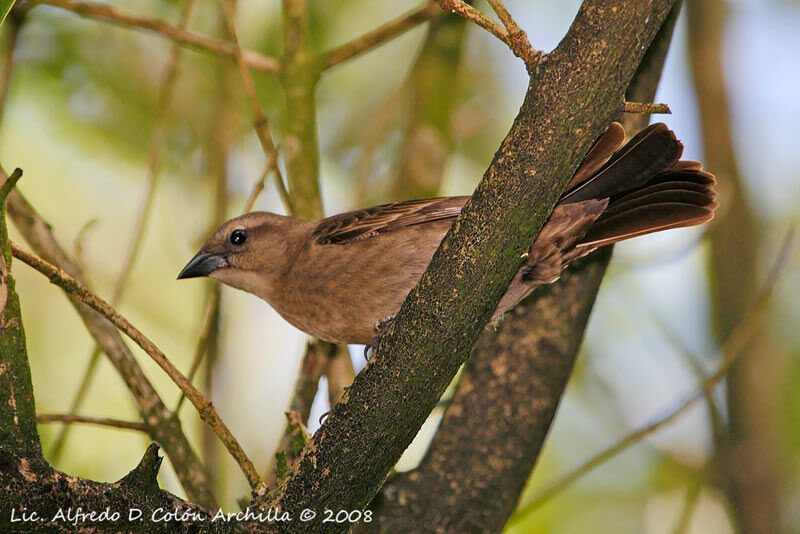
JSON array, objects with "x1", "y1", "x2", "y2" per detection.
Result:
[{"x1": 363, "y1": 315, "x2": 396, "y2": 361}]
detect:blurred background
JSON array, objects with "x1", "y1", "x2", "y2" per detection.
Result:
[{"x1": 1, "y1": 0, "x2": 798, "y2": 532}]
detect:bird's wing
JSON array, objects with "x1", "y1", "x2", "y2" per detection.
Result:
[{"x1": 312, "y1": 196, "x2": 469, "y2": 245}]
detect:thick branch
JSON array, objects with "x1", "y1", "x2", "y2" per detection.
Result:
[{"x1": 261, "y1": 2, "x2": 677, "y2": 531}]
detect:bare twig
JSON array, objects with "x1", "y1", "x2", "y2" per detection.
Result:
[
  {"x1": 242, "y1": 161, "x2": 271, "y2": 214},
  {"x1": 221, "y1": 0, "x2": 292, "y2": 215},
  {"x1": 673, "y1": 481, "x2": 702, "y2": 534},
  {"x1": 10, "y1": 242, "x2": 264, "y2": 492},
  {"x1": 439, "y1": 0, "x2": 541, "y2": 65},
  {"x1": 485, "y1": 0, "x2": 539, "y2": 64},
  {"x1": 37, "y1": 413, "x2": 149, "y2": 432},
  {"x1": 623, "y1": 101, "x2": 671, "y2": 114},
  {"x1": 32, "y1": 0, "x2": 280, "y2": 74},
  {"x1": 174, "y1": 286, "x2": 220, "y2": 413},
  {"x1": 509, "y1": 228, "x2": 794, "y2": 521},
  {"x1": 439, "y1": 0, "x2": 508, "y2": 45},
  {"x1": 321, "y1": 2, "x2": 441, "y2": 71}
]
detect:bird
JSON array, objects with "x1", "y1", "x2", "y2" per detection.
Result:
[{"x1": 178, "y1": 122, "x2": 717, "y2": 346}]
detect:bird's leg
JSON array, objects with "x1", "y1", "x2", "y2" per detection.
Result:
[{"x1": 364, "y1": 314, "x2": 396, "y2": 361}]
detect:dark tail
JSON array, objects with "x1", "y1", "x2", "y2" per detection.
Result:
[{"x1": 562, "y1": 122, "x2": 717, "y2": 249}]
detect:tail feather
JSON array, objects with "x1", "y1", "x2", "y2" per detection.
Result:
[
  {"x1": 579, "y1": 202, "x2": 715, "y2": 248},
  {"x1": 550, "y1": 122, "x2": 717, "y2": 250},
  {"x1": 562, "y1": 123, "x2": 683, "y2": 203}
]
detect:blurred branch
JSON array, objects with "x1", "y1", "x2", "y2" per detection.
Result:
[
  {"x1": 320, "y1": 2, "x2": 441, "y2": 71},
  {"x1": 10, "y1": 241, "x2": 264, "y2": 493},
  {"x1": 687, "y1": 2, "x2": 780, "y2": 532},
  {"x1": 623, "y1": 101, "x2": 671, "y2": 114},
  {"x1": 0, "y1": 11, "x2": 22, "y2": 125},
  {"x1": 439, "y1": 0, "x2": 541, "y2": 66},
  {"x1": 113, "y1": 0, "x2": 195, "y2": 304},
  {"x1": 279, "y1": 0, "x2": 322, "y2": 219},
  {"x1": 221, "y1": 0, "x2": 292, "y2": 215},
  {"x1": 36, "y1": 413, "x2": 149, "y2": 432},
  {"x1": 324, "y1": 345, "x2": 354, "y2": 409},
  {"x1": 389, "y1": 2, "x2": 469, "y2": 200},
  {"x1": 32, "y1": 0, "x2": 280, "y2": 74},
  {"x1": 510, "y1": 227, "x2": 793, "y2": 520},
  {"x1": 673, "y1": 481, "x2": 702, "y2": 534},
  {"x1": 51, "y1": 0, "x2": 196, "y2": 465}
]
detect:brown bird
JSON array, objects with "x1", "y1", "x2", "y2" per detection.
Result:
[{"x1": 178, "y1": 123, "x2": 717, "y2": 345}]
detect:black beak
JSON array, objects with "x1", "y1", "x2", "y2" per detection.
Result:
[{"x1": 177, "y1": 252, "x2": 229, "y2": 280}]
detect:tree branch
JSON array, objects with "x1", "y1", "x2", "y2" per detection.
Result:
[
  {"x1": 260, "y1": 2, "x2": 678, "y2": 531},
  {"x1": 279, "y1": 0, "x2": 322, "y2": 219},
  {"x1": 320, "y1": 2, "x2": 441, "y2": 71},
  {"x1": 36, "y1": 413, "x2": 149, "y2": 433},
  {"x1": 623, "y1": 100, "x2": 671, "y2": 114},
  {"x1": 439, "y1": 0, "x2": 542, "y2": 66},
  {"x1": 31, "y1": 0, "x2": 280, "y2": 74}
]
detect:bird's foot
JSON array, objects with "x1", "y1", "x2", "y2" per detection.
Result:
[{"x1": 363, "y1": 314, "x2": 396, "y2": 361}]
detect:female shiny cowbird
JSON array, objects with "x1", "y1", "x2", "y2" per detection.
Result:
[{"x1": 178, "y1": 123, "x2": 717, "y2": 344}]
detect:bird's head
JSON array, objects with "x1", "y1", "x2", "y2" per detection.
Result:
[{"x1": 177, "y1": 211, "x2": 293, "y2": 298}]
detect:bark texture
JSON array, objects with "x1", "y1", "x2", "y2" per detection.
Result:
[{"x1": 262, "y1": 2, "x2": 677, "y2": 532}]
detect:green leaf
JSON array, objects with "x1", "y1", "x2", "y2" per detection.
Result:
[{"x1": 0, "y1": 0, "x2": 16, "y2": 28}]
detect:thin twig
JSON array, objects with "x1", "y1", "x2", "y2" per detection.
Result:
[
  {"x1": 321, "y1": 2, "x2": 441, "y2": 71},
  {"x1": 623, "y1": 101, "x2": 671, "y2": 114},
  {"x1": 221, "y1": 0, "x2": 292, "y2": 215},
  {"x1": 11, "y1": 242, "x2": 264, "y2": 492},
  {"x1": 174, "y1": 286, "x2": 220, "y2": 413},
  {"x1": 37, "y1": 413, "x2": 149, "y2": 432},
  {"x1": 439, "y1": 0, "x2": 508, "y2": 45},
  {"x1": 509, "y1": 228, "x2": 794, "y2": 520},
  {"x1": 242, "y1": 161, "x2": 271, "y2": 214},
  {"x1": 485, "y1": 0, "x2": 539, "y2": 64},
  {"x1": 439, "y1": 0, "x2": 541, "y2": 66},
  {"x1": 32, "y1": 0, "x2": 280, "y2": 74}
]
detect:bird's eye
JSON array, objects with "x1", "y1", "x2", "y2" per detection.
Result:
[{"x1": 229, "y1": 229, "x2": 247, "y2": 246}]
